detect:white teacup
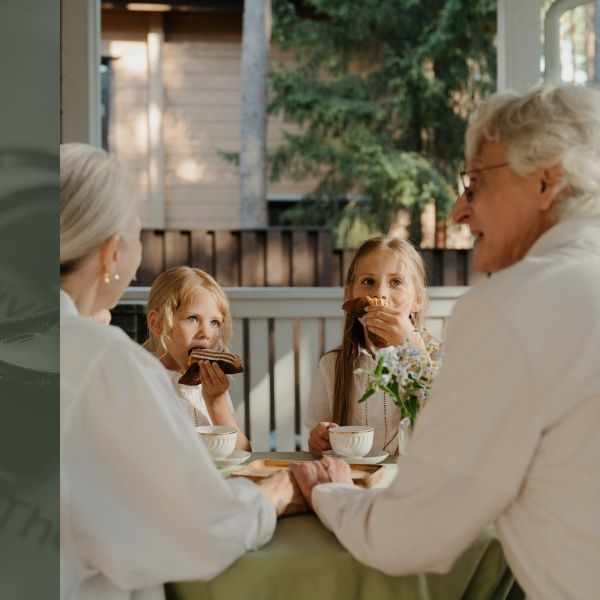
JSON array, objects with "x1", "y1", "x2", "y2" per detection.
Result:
[
  {"x1": 196, "y1": 426, "x2": 237, "y2": 460},
  {"x1": 329, "y1": 426, "x2": 374, "y2": 458}
]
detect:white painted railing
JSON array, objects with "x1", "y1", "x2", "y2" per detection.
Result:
[{"x1": 121, "y1": 286, "x2": 468, "y2": 451}]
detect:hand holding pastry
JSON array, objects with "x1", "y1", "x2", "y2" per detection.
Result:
[
  {"x1": 196, "y1": 359, "x2": 251, "y2": 451},
  {"x1": 361, "y1": 303, "x2": 423, "y2": 348},
  {"x1": 342, "y1": 296, "x2": 388, "y2": 347},
  {"x1": 179, "y1": 348, "x2": 244, "y2": 385},
  {"x1": 199, "y1": 360, "x2": 230, "y2": 404}
]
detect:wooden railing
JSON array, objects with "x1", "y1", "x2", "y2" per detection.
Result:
[
  {"x1": 117, "y1": 286, "x2": 468, "y2": 451},
  {"x1": 137, "y1": 228, "x2": 479, "y2": 287}
]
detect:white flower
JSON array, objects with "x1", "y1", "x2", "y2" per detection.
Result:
[{"x1": 358, "y1": 336, "x2": 442, "y2": 428}]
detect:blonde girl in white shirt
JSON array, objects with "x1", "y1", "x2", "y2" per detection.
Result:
[
  {"x1": 144, "y1": 266, "x2": 250, "y2": 451},
  {"x1": 306, "y1": 236, "x2": 440, "y2": 456}
]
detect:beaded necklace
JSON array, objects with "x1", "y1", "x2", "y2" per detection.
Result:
[{"x1": 362, "y1": 389, "x2": 390, "y2": 451}]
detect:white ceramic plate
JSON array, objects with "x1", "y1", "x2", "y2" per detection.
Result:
[
  {"x1": 214, "y1": 450, "x2": 251, "y2": 468},
  {"x1": 323, "y1": 449, "x2": 389, "y2": 465}
]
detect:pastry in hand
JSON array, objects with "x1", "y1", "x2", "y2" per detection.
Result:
[
  {"x1": 341, "y1": 295, "x2": 385, "y2": 317},
  {"x1": 178, "y1": 348, "x2": 244, "y2": 385},
  {"x1": 342, "y1": 296, "x2": 388, "y2": 347}
]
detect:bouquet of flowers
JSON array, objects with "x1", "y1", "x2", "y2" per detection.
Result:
[{"x1": 357, "y1": 336, "x2": 442, "y2": 428}]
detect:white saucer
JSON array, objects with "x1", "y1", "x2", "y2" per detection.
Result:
[
  {"x1": 214, "y1": 450, "x2": 251, "y2": 468},
  {"x1": 323, "y1": 449, "x2": 389, "y2": 465}
]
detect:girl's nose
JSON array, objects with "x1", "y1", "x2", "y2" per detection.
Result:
[
  {"x1": 451, "y1": 192, "x2": 472, "y2": 225},
  {"x1": 373, "y1": 282, "x2": 388, "y2": 299},
  {"x1": 195, "y1": 324, "x2": 210, "y2": 339}
]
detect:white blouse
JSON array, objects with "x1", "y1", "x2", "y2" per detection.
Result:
[
  {"x1": 312, "y1": 217, "x2": 600, "y2": 600},
  {"x1": 305, "y1": 351, "x2": 403, "y2": 455},
  {"x1": 167, "y1": 370, "x2": 235, "y2": 427},
  {"x1": 60, "y1": 291, "x2": 275, "y2": 600}
]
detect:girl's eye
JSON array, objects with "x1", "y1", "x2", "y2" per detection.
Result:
[
  {"x1": 360, "y1": 277, "x2": 375, "y2": 286},
  {"x1": 390, "y1": 278, "x2": 403, "y2": 287},
  {"x1": 186, "y1": 315, "x2": 199, "y2": 323},
  {"x1": 210, "y1": 319, "x2": 221, "y2": 328}
]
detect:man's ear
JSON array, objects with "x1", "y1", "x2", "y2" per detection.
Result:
[
  {"x1": 540, "y1": 164, "x2": 565, "y2": 211},
  {"x1": 147, "y1": 310, "x2": 162, "y2": 336}
]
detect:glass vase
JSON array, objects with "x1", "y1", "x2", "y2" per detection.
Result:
[{"x1": 397, "y1": 417, "x2": 413, "y2": 456}]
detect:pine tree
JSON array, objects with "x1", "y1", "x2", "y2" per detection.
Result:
[{"x1": 268, "y1": 0, "x2": 497, "y2": 245}]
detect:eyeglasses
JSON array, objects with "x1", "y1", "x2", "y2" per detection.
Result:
[{"x1": 459, "y1": 162, "x2": 509, "y2": 202}]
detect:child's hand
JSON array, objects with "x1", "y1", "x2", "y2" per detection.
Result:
[
  {"x1": 308, "y1": 422, "x2": 337, "y2": 455},
  {"x1": 361, "y1": 305, "x2": 422, "y2": 348},
  {"x1": 199, "y1": 360, "x2": 230, "y2": 404},
  {"x1": 199, "y1": 361, "x2": 251, "y2": 451}
]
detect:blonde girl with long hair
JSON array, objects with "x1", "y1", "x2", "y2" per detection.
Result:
[
  {"x1": 144, "y1": 266, "x2": 250, "y2": 451},
  {"x1": 305, "y1": 236, "x2": 440, "y2": 456}
]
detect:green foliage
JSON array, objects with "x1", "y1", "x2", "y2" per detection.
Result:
[{"x1": 269, "y1": 0, "x2": 497, "y2": 245}]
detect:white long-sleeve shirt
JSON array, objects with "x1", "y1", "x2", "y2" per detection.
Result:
[
  {"x1": 166, "y1": 369, "x2": 235, "y2": 427},
  {"x1": 312, "y1": 217, "x2": 600, "y2": 600},
  {"x1": 305, "y1": 351, "x2": 404, "y2": 455},
  {"x1": 60, "y1": 291, "x2": 276, "y2": 600}
]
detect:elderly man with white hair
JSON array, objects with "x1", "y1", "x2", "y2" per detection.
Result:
[{"x1": 291, "y1": 84, "x2": 600, "y2": 599}]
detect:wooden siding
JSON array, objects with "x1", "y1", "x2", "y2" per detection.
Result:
[{"x1": 102, "y1": 10, "x2": 317, "y2": 231}]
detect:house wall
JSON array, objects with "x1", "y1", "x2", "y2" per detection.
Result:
[{"x1": 102, "y1": 9, "x2": 315, "y2": 230}]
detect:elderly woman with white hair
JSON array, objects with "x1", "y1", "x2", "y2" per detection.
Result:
[
  {"x1": 59, "y1": 144, "x2": 309, "y2": 600},
  {"x1": 290, "y1": 84, "x2": 600, "y2": 599}
]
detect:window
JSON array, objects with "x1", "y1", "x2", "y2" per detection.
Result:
[{"x1": 544, "y1": 0, "x2": 600, "y2": 86}]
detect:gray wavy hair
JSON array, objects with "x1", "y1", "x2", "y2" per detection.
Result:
[
  {"x1": 60, "y1": 143, "x2": 137, "y2": 274},
  {"x1": 465, "y1": 84, "x2": 600, "y2": 222}
]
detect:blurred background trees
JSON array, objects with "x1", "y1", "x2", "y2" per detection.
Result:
[{"x1": 267, "y1": 0, "x2": 497, "y2": 246}]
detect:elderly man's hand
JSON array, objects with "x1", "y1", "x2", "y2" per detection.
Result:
[
  {"x1": 256, "y1": 469, "x2": 308, "y2": 517},
  {"x1": 289, "y1": 456, "x2": 353, "y2": 510}
]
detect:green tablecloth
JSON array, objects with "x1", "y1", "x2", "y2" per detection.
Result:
[{"x1": 166, "y1": 453, "x2": 521, "y2": 600}]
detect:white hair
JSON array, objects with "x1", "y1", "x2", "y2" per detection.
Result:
[
  {"x1": 465, "y1": 84, "x2": 600, "y2": 222},
  {"x1": 60, "y1": 143, "x2": 137, "y2": 274}
]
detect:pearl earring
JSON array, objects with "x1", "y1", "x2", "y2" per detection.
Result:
[
  {"x1": 114, "y1": 273, "x2": 120, "y2": 281},
  {"x1": 103, "y1": 272, "x2": 110, "y2": 284}
]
